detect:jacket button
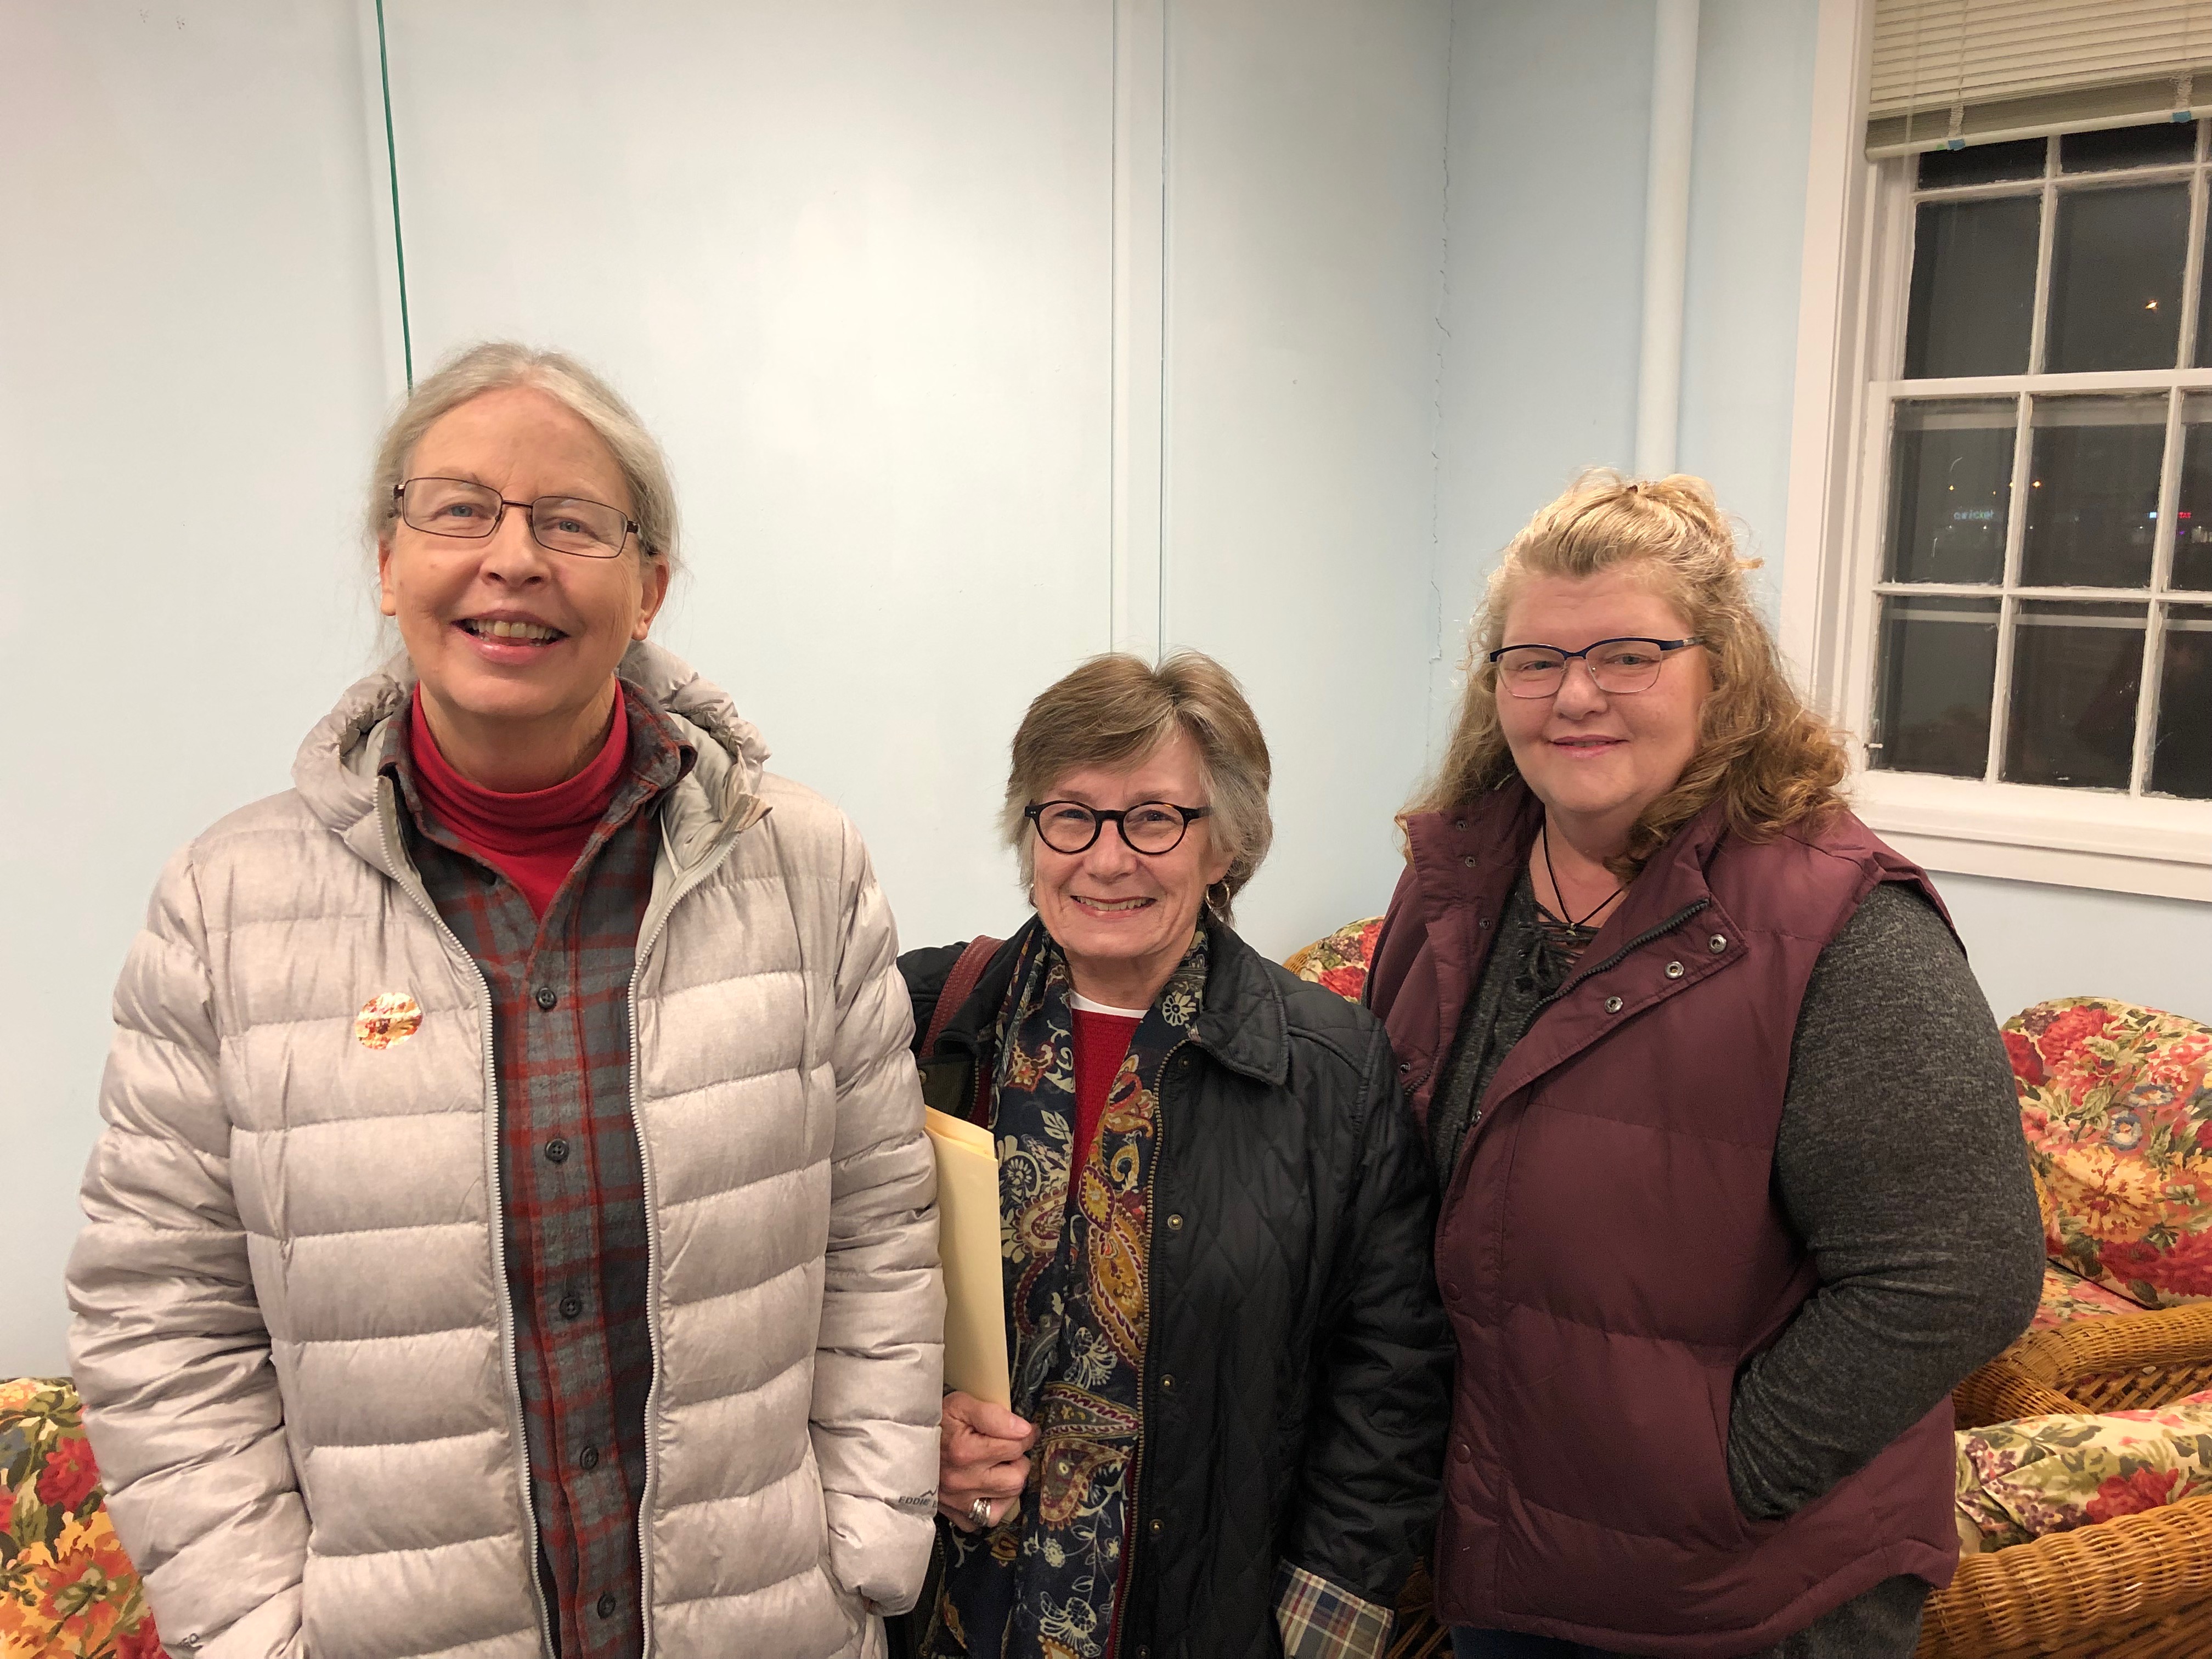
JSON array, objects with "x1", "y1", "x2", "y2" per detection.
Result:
[
  {"x1": 1462, "y1": 855, "x2": 1477, "y2": 867},
  {"x1": 1664, "y1": 960, "x2": 1685, "y2": 979},
  {"x1": 545, "y1": 1138, "x2": 571, "y2": 1164},
  {"x1": 1166, "y1": 1213, "x2": 1184, "y2": 1231},
  {"x1": 1149, "y1": 1518, "x2": 1164, "y2": 1535},
  {"x1": 596, "y1": 1592, "x2": 617, "y2": 1618},
  {"x1": 1708, "y1": 934, "x2": 1728, "y2": 953},
  {"x1": 1455, "y1": 1441, "x2": 1472, "y2": 1462},
  {"x1": 579, "y1": 1445, "x2": 600, "y2": 1471},
  {"x1": 558, "y1": 1295, "x2": 583, "y2": 1319},
  {"x1": 1604, "y1": 995, "x2": 1623, "y2": 1014},
  {"x1": 1160, "y1": 1373, "x2": 1175, "y2": 1391},
  {"x1": 1453, "y1": 819, "x2": 1467, "y2": 831},
  {"x1": 1444, "y1": 1282, "x2": 1460, "y2": 1300},
  {"x1": 535, "y1": 985, "x2": 558, "y2": 1011}
]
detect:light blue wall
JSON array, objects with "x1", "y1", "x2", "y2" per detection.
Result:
[{"x1": 1438, "y1": 0, "x2": 2212, "y2": 1023}]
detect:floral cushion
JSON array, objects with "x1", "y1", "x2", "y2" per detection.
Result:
[
  {"x1": 1955, "y1": 1389, "x2": 2212, "y2": 1555},
  {"x1": 1285, "y1": 917, "x2": 1383, "y2": 1003},
  {"x1": 2007, "y1": 998, "x2": 2212, "y2": 1308},
  {"x1": 1, "y1": 1378, "x2": 160, "y2": 1658},
  {"x1": 2030, "y1": 1261, "x2": 2148, "y2": 1331}
]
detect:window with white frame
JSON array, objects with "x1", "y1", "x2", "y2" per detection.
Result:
[
  {"x1": 1862, "y1": 123, "x2": 2211, "y2": 805},
  {"x1": 1804, "y1": 0, "x2": 2212, "y2": 902}
]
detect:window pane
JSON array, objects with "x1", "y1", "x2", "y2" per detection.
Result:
[
  {"x1": 2060, "y1": 120, "x2": 2197, "y2": 173},
  {"x1": 2021, "y1": 396, "x2": 2165, "y2": 589},
  {"x1": 1920, "y1": 137, "x2": 2046, "y2": 187},
  {"x1": 2151, "y1": 606, "x2": 2212, "y2": 798},
  {"x1": 2003, "y1": 601, "x2": 2146, "y2": 789},
  {"x1": 1885, "y1": 399, "x2": 2015, "y2": 583},
  {"x1": 1872, "y1": 596, "x2": 1999, "y2": 777},
  {"x1": 2045, "y1": 184, "x2": 2189, "y2": 372},
  {"x1": 1904, "y1": 196, "x2": 2039, "y2": 379},
  {"x1": 2171, "y1": 394, "x2": 2212, "y2": 591}
]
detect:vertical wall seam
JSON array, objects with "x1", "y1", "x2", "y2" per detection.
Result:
[
  {"x1": 1155, "y1": 2, "x2": 1170, "y2": 662},
  {"x1": 375, "y1": 0, "x2": 414, "y2": 390},
  {"x1": 1635, "y1": 0, "x2": 1700, "y2": 477},
  {"x1": 1426, "y1": 0, "x2": 1458, "y2": 764}
]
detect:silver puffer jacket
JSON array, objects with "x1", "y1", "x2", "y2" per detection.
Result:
[{"x1": 67, "y1": 642, "x2": 943, "y2": 1659}]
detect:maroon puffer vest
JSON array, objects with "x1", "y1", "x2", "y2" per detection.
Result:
[{"x1": 1367, "y1": 783, "x2": 1960, "y2": 1657}]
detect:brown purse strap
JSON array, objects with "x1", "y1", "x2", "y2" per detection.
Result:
[{"x1": 921, "y1": 934, "x2": 1004, "y2": 1059}]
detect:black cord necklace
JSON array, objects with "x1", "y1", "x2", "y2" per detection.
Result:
[{"x1": 1539, "y1": 817, "x2": 1624, "y2": 934}]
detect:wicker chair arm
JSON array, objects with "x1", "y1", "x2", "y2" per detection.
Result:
[
  {"x1": 1953, "y1": 1355, "x2": 2084, "y2": 1431},
  {"x1": 2012, "y1": 1299, "x2": 2212, "y2": 1384},
  {"x1": 1916, "y1": 1495, "x2": 2212, "y2": 1658}
]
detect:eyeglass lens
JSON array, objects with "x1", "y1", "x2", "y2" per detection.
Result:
[
  {"x1": 400, "y1": 478, "x2": 629, "y2": 558},
  {"x1": 1495, "y1": 641, "x2": 1674, "y2": 698},
  {"x1": 1034, "y1": 803, "x2": 1192, "y2": 854}
]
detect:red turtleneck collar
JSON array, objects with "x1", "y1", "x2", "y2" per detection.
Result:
[{"x1": 408, "y1": 687, "x2": 632, "y2": 918}]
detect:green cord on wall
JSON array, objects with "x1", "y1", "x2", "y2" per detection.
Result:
[{"x1": 375, "y1": 0, "x2": 414, "y2": 390}]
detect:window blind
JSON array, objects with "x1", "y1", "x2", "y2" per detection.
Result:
[{"x1": 1867, "y1": 0, "x2": 2212, "y2": 156}]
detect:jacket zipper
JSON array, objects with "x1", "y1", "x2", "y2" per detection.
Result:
[
  {"x1": 377, "y1": 787, "x2": 557, "y2": 1658},
  {"x1": 625, "y1": 824, "x2": 749, "y2": 1656},
  {"x1": 1107, "y1": 1035, "x2": 1183, "y2": 1659},
  {"x1": 1443, "y1": 898, "x2": 1711, "y2": 1233}
]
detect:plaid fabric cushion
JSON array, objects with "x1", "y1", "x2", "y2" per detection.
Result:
[
  {"x1": 1274, "y1": 1560, "x2": 1395, "y2": 1659},
  {"x1": 388, "y1": 684, "x2": 691, "y2": 1659}
]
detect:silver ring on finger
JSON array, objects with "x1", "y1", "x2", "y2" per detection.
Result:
[{"x1": 968, "y1": 1496, "x2": 993, "y2": 1527}]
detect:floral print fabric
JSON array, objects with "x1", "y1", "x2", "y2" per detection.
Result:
[
  {"x1": 1954, "y1": 1389, "x2": 2212, "y2": 1554},
  {"x1": 2008, "y1": 998, "x2": 2212, "y2": 1307},
  {"x1": 921, "y1": 928, "x2": 1207, "y2": 1659},
  {"x1": 2030, "y1": 1261, "x2": 2146, "y2": 1331},
  {"x1": 1285, "y1": 917, "x2": 1380, "y2": 1004},
  {"x1": 1, "y1": 1378, "x2": 159, "y2": 1658}
]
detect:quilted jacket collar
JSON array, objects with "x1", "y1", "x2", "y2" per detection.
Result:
[
  {"x1": 292, "y1": 640, "x2": 771, "y2": 880},
  {"x1": 932, "y1": 913, "x2": 1292, "y2": 1090}
]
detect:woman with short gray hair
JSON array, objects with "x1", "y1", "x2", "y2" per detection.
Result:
[
  {"x1": 69, "y1": 341, "x2": 941, "y2": 1659},
  {"x1": 897, "y1": 651, "x2": 1451, "y2": 1659}
]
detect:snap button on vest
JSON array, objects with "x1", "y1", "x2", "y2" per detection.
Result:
[
  {"x1": 1463, "y1": 855, "x2": 1477, "y2": 866},
  {"x1": 1604, "y1": 995, "x2": 1623, "y2": 1013},
  {"x1": 1664, "y1": 960, "x2": 1685, "y2": 978},
  {"x1": 1708, "y1": 933, "x2": 1728, "y2": 952}
]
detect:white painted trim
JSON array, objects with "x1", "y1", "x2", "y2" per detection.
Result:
[
  {"x1": 1780, "y1": 0, "x2": 1876, "y2": 695},
  {"x1": 1634, "y1": 0, "x2": 1699, "y2": 479},
  {"x1": 1855, "y1": 771, "x2": 2212, "y2": 900},
  {"x1": 1110, "y1": 0, "x2": 1167, "y2": 662}
]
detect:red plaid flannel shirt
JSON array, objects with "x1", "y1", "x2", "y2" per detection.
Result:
[{"x1": 388, "y1": 685, "x2": 690, "y2": 1659}]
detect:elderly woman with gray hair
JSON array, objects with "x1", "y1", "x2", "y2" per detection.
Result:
[
  {"x1": 67, "y1": 342, "x2": 941, "y2": 1659},
  {"x1": 896, "y1": 652, "x2": 1452, "y2": 1659}
]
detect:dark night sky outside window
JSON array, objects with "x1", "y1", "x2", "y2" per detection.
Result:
[{"x1": 1877, "y1": 121, "x2": 2211, "y2": 802}]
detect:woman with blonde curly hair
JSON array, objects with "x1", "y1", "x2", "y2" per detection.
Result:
[{"x1": 1365, "y1": 472, "x2": 2043, "y2": 1659}]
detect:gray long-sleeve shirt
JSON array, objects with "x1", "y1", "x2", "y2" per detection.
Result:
[{"x1": 1434, "y1": 873, "x2": 2045, "y2": 1523}]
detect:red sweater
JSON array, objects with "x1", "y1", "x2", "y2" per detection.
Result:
[
  {"x1": 408, "y1": 690, "x2": 631, "y2": 917},
  {"x1": 1070, "y1": 1000, "x2": 1144, "y2": 1183}
]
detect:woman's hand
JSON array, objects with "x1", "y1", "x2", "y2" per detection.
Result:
[{"x1": 938, "y1": 1391, "x2": 1036, "y2": 1532}]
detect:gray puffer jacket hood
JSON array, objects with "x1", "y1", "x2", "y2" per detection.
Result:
[{"x1": 68, "y1": 641, "x2": 943, "y2": 1659}]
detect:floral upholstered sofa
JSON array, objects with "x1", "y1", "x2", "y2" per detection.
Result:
[{"x1": 1, "y1": 1378, "x2": 159, "y2": 1658}]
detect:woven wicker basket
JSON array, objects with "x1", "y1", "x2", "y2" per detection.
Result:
[{"x1": 1917, "y1": 1302, "x2": 2212, "y2": 1659}]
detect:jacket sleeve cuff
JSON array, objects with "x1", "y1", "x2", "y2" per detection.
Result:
[{"x1": 1274, "y1": 1560, "x2": 1395, "y2": 1659}]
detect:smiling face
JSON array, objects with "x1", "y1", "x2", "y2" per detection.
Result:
[
  {"x1": 377, "y1": 385, "x2": 668, "y2": 776},
  {"x1": 1030, "y1": 730, "x2": 1232, "y2": 1007},
  {"x1": 1496, "y1": 568, "x2": 1712, "y2": 851}
]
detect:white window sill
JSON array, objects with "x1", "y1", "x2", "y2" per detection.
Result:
[{"x1": 1851, "y1": 770, "x2": 2212, "y2": 901}]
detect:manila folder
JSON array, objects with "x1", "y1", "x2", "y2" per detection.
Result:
[{"x1": 926, "y1": 1107, "x2": 1012, "y2": 1407}]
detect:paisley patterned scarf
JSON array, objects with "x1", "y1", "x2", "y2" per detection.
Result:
[{"x1": 921, "y1": 922, "x2": 1209, "y2": 1659}]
